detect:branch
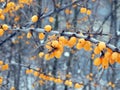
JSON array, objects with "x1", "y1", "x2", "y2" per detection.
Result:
[
  {"x1": 10, "y1": 27, "x2": 120, "y2": 52},
  {"x1": 0, "y1": 32, "x2": 17, "y2": 46}
]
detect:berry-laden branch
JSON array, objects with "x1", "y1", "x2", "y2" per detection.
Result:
[
  {"x1": 1, "y1": 24, "x2": 120, "y2": 69},
  {"x1": 9, "y1": 25, "x2": 120, "y2": 70},
  {"x1": 11, "y1": 27, "x2": 120, "y2": 53}
]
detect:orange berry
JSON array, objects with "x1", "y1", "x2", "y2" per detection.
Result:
[
  {"x1": 14, "y1": 16, "x2": 20, "y2": 22},
  {"x1": 51, "y1": 40, "x2": 59, "y2": 47},
  {"x1": 38, "y1": 33, "x2": 45, "y2": 40},
  {"x1": 93, "y1": 57, "x2": 102, "y2": 66},
  {"x1": 59, "y1": 36, "x2": 68, "y2": 45},
  {"x1": 76, "y1": 43, "x2": 83, "y2": 50},
  {"x1": 33, "y1": 71, "x2": 39, "y2": 77},
  {"x1": 80, "y1": 7, "x2": 87, "y2": 13},
  {"x1": 98, "y1": 42, "x2": 106, "y2": 51},
  {"x1": 0, "y1": 14, "x2": 5, "y2": 20},
  {"x1": 84, "y1": 41, "x2": 91, "y2": 51},
  {"x1": 111, "y1": 52, "x2": 118, "y2": 60},
  {"x1": 26, "y1": 69, "x2": 33, "y2": 74},
  {"x1": 109, "y1": 58, "x2": 115, "y2": 65},
  {"x1": 78, "y1": 38, "x2": 86, "y2": 45},
  {"x1": 94, "y1": 47, "x2": 101, "y2": 54},
  {"x1": 54, "y1": 50, "x2": 62, "y2": 59},
  {"x1": 107, "y1": 48, "x2": 113, "y2": 53},
  {"x1": 0, "y1": 9, "x2": 3, "y2": 14},
  {"x1": 2, "y1": 64, "x2": 9, "y2": 71},
  {"x1": 65, "y1": 9, "x2": 72, "y2": 14},
  {"x1": 68, "y1": 36, "x2": 77, "y2": 48},
  {"x1": 0, "y1": 29, "x2": 4, "y2": 36},
  {"x1": 2, "y1": 24, "x2": 9, "y2": 31},
  {"x1": 44, "y1": 25, "x2": 52, "y2": 32},
  {"x1": 49, "y1": 16, "x2": 54, "y2": 23},
  {"x1": 102, "y1": 58, "x2": 109, "y2": 69},
  {"x1": 104, "y1": 51, "x2": 111, "y2": 58},
  {"x1": 31, "y1": 15, "x2": 38, "y2": 23},
  {"x1": 116, "y1": 54, "x2": 120, "y2": 63}
]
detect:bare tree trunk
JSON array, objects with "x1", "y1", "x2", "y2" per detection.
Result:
[{"x1": 110, "y1": 0, "x2": 117, "y2": 90}]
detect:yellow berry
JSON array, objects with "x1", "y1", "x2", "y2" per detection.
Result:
[
  {"x1": 51, "y1": 40, "x2": 59, "y2": 47},
  {"x1": 86, "y1": 9, "x2": 92, "y2": 15},
  {"x1": 0, "y1": 76, "x2": 3, "y2": 85},
  {"x1": 108, "y1": 81, "x2": 112, "y2": 86},
  {"x1": 65, "y1": 9, "x2": 72, "y2": 14},
  {"x1": 38, "y1": 52, "x2": 44, "y2": 58},
  {"x1": 65, "y1": 80, "x2": 72, "y2": 87},
  {"x1": 31, "y1": 15, "x2": 38, "y2": 23},
  {"x1": 44, "y1": 25, "x2": 52, "y2": 32},
  {"x1": 2, "y1": 24, "x2": 9, "y2": 31},
  {"x1": 44, "y1": 54, "x2": 51, "y2": 60},
  {"x1": 27, "y1": 31, "x2": 32, "y2": 39},
  {"x1": 80, "y1": 7, "x2": 87, "y2": 13},
  {"x1": 54, "y1": 78, "x2": 63, "y2": 84},
  {"x1": 45, "y1": 42, "x2": 52, "y2": 51},
  {"x1": 111, "y1": 84, "x2": 115, "y2": 88},
  {"x1": 0, "y1": 60, "x2": 3, "y2": 65},
  {"x1": 74, "y1": 83, "x2": 83, "y2": 88}
]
